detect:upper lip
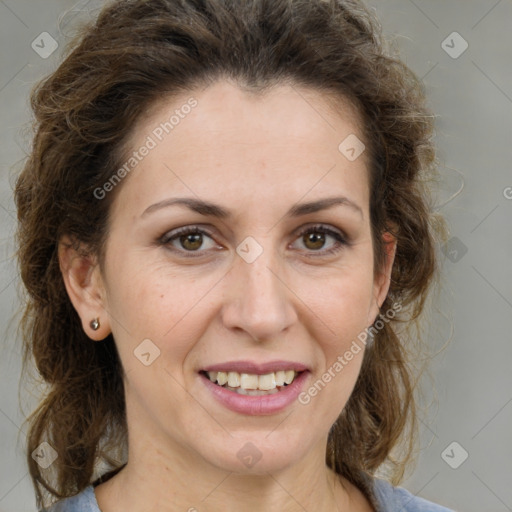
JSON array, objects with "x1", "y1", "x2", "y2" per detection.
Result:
[{"x1": 201, "y1": 360, "x2": 310, "y2": 374}]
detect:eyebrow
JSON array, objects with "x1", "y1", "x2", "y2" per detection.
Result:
[{"x1": 141, "y1": 196, "x2": 363, "y2": 219}]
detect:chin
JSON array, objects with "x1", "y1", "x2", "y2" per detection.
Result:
[{"x1": 197, "y1": 430, "x2": 311, "y2": 475}]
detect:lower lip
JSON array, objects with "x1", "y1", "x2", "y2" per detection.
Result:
[{"x1": 200, "y1": 371, "x2": 309, "y2": 416}]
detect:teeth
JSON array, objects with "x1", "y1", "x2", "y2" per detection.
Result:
[
  {"x1": 284, "y1": 370, "x2": 295, "y2": 384},
  {"x1": 240, "y1": 373, "x2": 259, "y2": 389},
  {"x1": 205, "y1": 370, "x2": 300, "y2": 391},
  {"x1": 231, "y1": 387, "x2": 279, "y2": 396},
  {"x1": 227, "y1": 371, "x2": 240, "y2": 387},
  {"x1": 216, "y1": 371, "x2": 228, "y2": 385},
  {"x1": 275, "y1": 370, "x2": 286, "y2": 386},
  {"x1": 258, "y1": 373, "x2": 276, "y2": 390}
]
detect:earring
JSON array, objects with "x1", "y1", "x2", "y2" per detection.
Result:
[{"x1": 90, "y1": 318, "x2": 100, "y2": 331}]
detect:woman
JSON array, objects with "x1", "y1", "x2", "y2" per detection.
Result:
[{"x1": 16, "y1": 0, "x2": 452, "y2": 510}]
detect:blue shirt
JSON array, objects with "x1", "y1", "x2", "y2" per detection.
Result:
[{"x1": 42, "y1": 478, "x2": 454, "y2": 511}]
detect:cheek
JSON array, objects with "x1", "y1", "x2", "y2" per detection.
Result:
[
  {"x1": 104, "y1": 257, "x2": 217, "y2": 371},
  {"x1": 293, "y1": 262, "x2": 374, "y2": 408},
  {"x1": 297, "y1": 264, "x2": 375, "y2": 346},
  {"x1": 296, "y1": 273, "x2": 372, "y2": 425}
]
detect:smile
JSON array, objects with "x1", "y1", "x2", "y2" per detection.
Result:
[{"x1": 203, "y1": 370, "x2": 300, "y2": 395}]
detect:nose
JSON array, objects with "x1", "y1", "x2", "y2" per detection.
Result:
[{"x1": 220, "y1": 242, "x2": 297, "y2": 342}]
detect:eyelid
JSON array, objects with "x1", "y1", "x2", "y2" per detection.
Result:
[
  {"x1": 159, "y1": 222, "x2": 350, "y2": 257},
  {"x1": 293, "y1": 223, "x2": 347, "y2": 241},
  {"x1": 158, "y1": 225, "x2": 222, "y2": 258},
  {"x1": 159, "y1": 224, "x2": 216, "y2": 244},
  {"x1": 291, "y1": 223, "x2": 350, "y2": 256}
]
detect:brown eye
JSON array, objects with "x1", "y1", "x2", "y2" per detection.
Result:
[
  {"x1": 292, "y1": 225, "x2": 348, "y2": 257},
  {"x1": 302, "y1": 231, "x2": 326, "y2": 250},
  {"x1": 179, "y1": 233, "x2": 203, "y2": 251},
  {"x1": 160, "y1": 226, "x2": 219, "y2": 256}
]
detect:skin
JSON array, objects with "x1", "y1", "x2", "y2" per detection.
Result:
[{"x1": 60, "y1": 80, "x2": 396, "y2": 512}]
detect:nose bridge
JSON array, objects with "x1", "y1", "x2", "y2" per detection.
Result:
[{"x1": 221, "y1": 237, "x2": 296, "y2": 340}]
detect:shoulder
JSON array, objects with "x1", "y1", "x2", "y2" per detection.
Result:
[
  {"x1": 38, "y1": 479, "x2": 455, "y2": 512},
  {"x1": 371, "y1": 477, "x2": 455, "y2": 512},
  {"x1": 40, "y1": 486, "x2": 100, "y2": 512}
]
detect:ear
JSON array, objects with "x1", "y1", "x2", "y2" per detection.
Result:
[
  {"x1": 58, "y1": 236, "x2": 111, "y2": 341},
  {"x1": 367, "y1": 231, "x2": 397, "y2": 326}
]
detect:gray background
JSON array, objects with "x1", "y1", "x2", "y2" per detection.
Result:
[{"x1": 1, "y1": 1, "x2": 511, "y2": 511}]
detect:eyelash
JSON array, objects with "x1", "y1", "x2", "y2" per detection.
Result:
[{"x1": 158, "y1": 224, "x2": 349, "y2": 258}]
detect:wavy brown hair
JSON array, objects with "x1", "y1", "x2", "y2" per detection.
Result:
[{"x1": 15, "y1": 0, "x2": 445, "y2": 508}]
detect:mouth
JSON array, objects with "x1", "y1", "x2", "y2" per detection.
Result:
[
  {"x1": 198, "y1": 360, "x2": 310, "y2": 415},
  {"x1": 199, "y1": 369, "x2": 304, "y2": 396}
]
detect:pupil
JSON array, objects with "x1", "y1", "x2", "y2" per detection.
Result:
[{"x1": 305, "y1": 232, "x2": 325, "y2": 250}]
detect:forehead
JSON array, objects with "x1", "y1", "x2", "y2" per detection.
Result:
[{"x1": 112, "y1": 80, "x2": 370, "y2": 220}]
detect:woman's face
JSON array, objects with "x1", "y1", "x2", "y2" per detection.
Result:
[{"x1": 90, "y1": 80, "x2": 393, "y2": 474}]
